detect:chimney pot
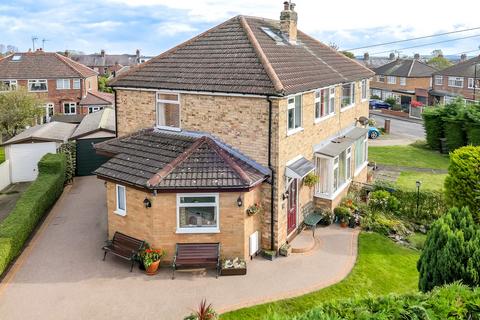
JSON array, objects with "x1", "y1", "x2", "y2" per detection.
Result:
[
  {"x1": 280, "y1": 2, "x2": 298, "y2": 45},
  {"x1": 136, "y1": 49, "x2": 140, "y2": 58},
  {"x1": 100, "y1": 49, "x2": 105, "y2": 57},
  {"x1": 364, "y1": 52, "x2": 370, "y2": 61},
  {"x1": 389, "y1": 52, "x2": 395, "y2": 60},
  {"x1": 460, "y1": 53, "x2": 467, "y2": 61},
  {"x1": 414, "y1": 53, "x2": 420, "y2": 60},
  {"x1": 283, "y1": 1, "x2": 289, "y2": 10}
]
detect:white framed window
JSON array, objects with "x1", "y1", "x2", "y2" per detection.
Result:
[
  {"x1": 28, "y1": 79, "x2": 47, "y2": 92},
  {"x1": 435, "y1": 75, "x2": 443, "y2": 85},
  {"x1": 468, "y1": 78, "x2": 476, "y2": 89},
  {"x1": 341, "y1": 83, "x2": 355, "y2": 109},
  {"x1": 399, "y1": 77, "x2": 406, "y2": 86},
  {"x1": 115, "y1": 184, "x2": 127, "y2": 216},
  {"x1": 448, "y1": 77, "x2": 464, "y2": 88},
  {"x1": 315, "y1": 147, "x2": 353, "y2": 199},
  {"x1": 346, "y1": 147, "x2": 352, "y2": 180},
  {"x1": 387, "y1": 76, "x2": 396, "y2": 84},
  {"x1": 73, "y1": 79, "x2": 81, "y2": 89},
  {"x1": 0, "y1": 80, "x2": 17, "y2": 91},
  {"x1": 176, "y1": 193, "x2": 219, "y2": 233},
  {"x1": 377, "y1": 75, "x2": 385, "y2": 82},
  {"x1": 156, "y1": 91, "x2": 181, "y2": 130},
  {"x1": 88, "y1": 106, "x2": 104, "y2": 113},
  {"x1": 287, "y1": 94, "x2": 302, "y2": 134},
  {"x1": 354, "y1": 135, "x2": 368, "y2": 174},
  {"x1": 56, "y1": 79, "x2": 71, "y2": 90},
  {"x1": 315, "y1": 86, "x2": 335, "y2": 121},
  {"x1": 361, "y1": 79, "x2": 368, "y2": 100},
  {"x1": 63, "y1": 102, "x2": 76, "y2": 114}
]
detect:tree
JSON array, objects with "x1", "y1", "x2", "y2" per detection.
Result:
[
  {"x1": 340, "y1": 51, "x2": 355, "y2": 59},
  {"x1": 0, "y1": 87, "x2": 44, "y2": 139},
  {"x1": 417, "y1": 207, "x2": 480, "y2": 292},
  {"x1": 428, "y1": 49, "x2": 453, "y2": 70},
  {"x1": 98, "y1": 76, "x2": 113, "y2": 93},
  {"x1": 444, "y1": 146, "x2": 480, "y2": 221}
]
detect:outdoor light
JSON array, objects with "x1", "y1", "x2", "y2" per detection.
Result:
[
  {"x1": 282, "y1": 190, "x2": 289, "y2": 200},
  {"x1": 237, "y1": 196, "x2": 243, "y2": 207},
  {"x1": 416, "y1": 180, "x2": 422, "y2": 217},
  {"x1": 143, "y1": 197, "x2": 152, "y2": 208},
  {"x1": 416, "y1": 180, "x2": 422, "y2": 189}
]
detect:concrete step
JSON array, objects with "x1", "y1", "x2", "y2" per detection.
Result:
[{"x1": 290, "y1": 229, "x2": 316, "y2": 253}]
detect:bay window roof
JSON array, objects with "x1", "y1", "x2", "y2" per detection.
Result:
[{"x1": 316, "y1": 127, "x2": 368, "y2": 157}]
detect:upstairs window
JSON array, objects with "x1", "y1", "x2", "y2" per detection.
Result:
[
  {"x1": 377, "y1": 75, "x2": 385, "y2": 82},
  {"x1": 56, "y1": 79, "x2": 70, "y2": 90},
  {"x1": 315, "y1": 87, "x2": 335, "y2": 121},
  {"x1": 341, "y1": 83, "x2": 355, "y2": 109},
  {"x1": 399, "y1": 77, "x2": 406, "y2": 86},
  {"x1": 0, "y1": 80, "x2": 17, "y2": 91},
  {"x1": 156, "y1": 92, "x2": 180, "y2": 129},
  {"x1": 468, "y1": 78, "x2": 476, "y2": 89},
  {"x1": 448, "y1": 77, "x2": 464, "y2": 88},
  {"x1": 435, "y1": 75, "x2": 443, "y2": 85},
  {"x1": 361, "y1": 79, "x2": 368, "y2": 100},
  {"x1": 73, "y1": 79, "x2": 81, "y2": 89},
  {"x1": 28, "y1": 79, "x2": 47, "y2": 92},
  {"x1": 287, "y1": 94, "x2": 302, "y2": 134},
  {"x1": 387, "y1": 76, "x2": 396, "y2": 84}
]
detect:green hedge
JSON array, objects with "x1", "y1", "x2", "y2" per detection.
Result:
[
  {"x1": 466, "y1": 123, "x2": 480, "y2": 145},
  {"x1": 422, "y1": 107, "x2": 444, "y2": 150},
  {"x1": 270, "y1": 283, "x2": 480, "y2": 320},
  {"x1": 443, "y1": 118, "x2": 467, "y2": 152},
  {"x1": 0, "y1": 153, "x2": 66, "y2": 275}
]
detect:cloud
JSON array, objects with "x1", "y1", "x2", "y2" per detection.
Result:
[{"x1": 82, "y1": 21, "x2": 124, "y2": 30}]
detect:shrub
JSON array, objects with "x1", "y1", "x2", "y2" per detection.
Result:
[
  {"x1": 368, "y1": 190, "x2": 399, "y2": 212},
  {"x1": 417, "y1": 207, "x2": 480, "y2": 292},
  {"x1": 422, "y1": 107, "x2": 445, "y2": 150},
  {"x1": 333, "y1": 206, "x2": 351, "y2": 223},
  {"x1": 384, "y1": 97, "x2": 397, "y2": 107},
  {"x1": 464, "y1": 104, "x2": 480, "y2": 145},
  {"x1": 444, "y1": 146, "x2": 480, "y2": 220},
  {"x1": 443, "y1": 118, "x2": 467, "y2": 151},
  {"x1": 0, "y1": 153, "x2": 66, "y2": 275},
  {"x1": 361, "y1": 212, "x2": 409, "y2": 236}
]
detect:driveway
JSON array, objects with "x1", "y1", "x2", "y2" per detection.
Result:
[
  {"x1": 370, "y1": 113, "x2": 425, "y2": 146},
  {"x1": 0, "y1": 176, "x2": 358, "y2": 320}
]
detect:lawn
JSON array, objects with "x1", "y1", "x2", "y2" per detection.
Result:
[
  {"x1": 396, "y1": 172, "x2": 447, "y2": 191},
  {"x1": 368, "y1": 144, "x2": 449, "y2": 170},
  {"x1": 0, "y1": 147, "x2": 4, "y2": 164},
  {"x1": 221, "y1": 233, "x2": 419, "y2": 319}
]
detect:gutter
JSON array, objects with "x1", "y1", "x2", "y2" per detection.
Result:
[
  {"x1": 267, "y1": 97, "x2": 275, "y2": 251},
  {"x1": 114, "y1": 89, "x2": 118, "y2": 137}
]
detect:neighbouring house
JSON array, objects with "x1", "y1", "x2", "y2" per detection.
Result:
[
  {"x1": 370, "y1": 55, "x2": 438, "y2": 106},
  {"x1": 70, "y1": 108, "x2": 116, "y2": 176},
  {"x1": 70, "y1": 49, "x2": 152, "y2": 76},
  {"x1": 94, "y1": 2, "x2": 374, "y2": 261},
  {"x1": 357, "y1": 52, "x2": 397, "y2": 69},
  {"x1": 1, "y1": 122, "x2": 76, "y2": 182},
  {"x1": 0, "y1": 49, "x2": 113, "y2": 121},
  {"x1": 430, "y1": 55, "x2": 480, "y2": 104}
]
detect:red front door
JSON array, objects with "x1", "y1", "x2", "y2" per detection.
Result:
[{"x1": 287, "y1": 178, "x2": 298, "y2": 235}]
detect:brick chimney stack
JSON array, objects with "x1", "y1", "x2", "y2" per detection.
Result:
[
  {"x1": 364, "y1": 52, "x2": 370, "y2": 61},
  {"x1": 389, "y1": 52, "x2": 396, "y2": 60},
  {"x1": 280, "y1": 1, "x2": 298, "y2": 45},
  {"x1": 101, "y1": 49, "x2": 105, "y2": 57},
  {"x1": 136, "y1": 49, "x2": 140, "y2": 59},
  {"x1": 460, "y1": 54, "x2": 467, "y2": 62},
  {"x1": 414, "y1": 53, "x2": 420, "y2": 60}
]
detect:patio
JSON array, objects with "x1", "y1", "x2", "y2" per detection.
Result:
[{"x1": 0, "y1": 176, "x2": 359, "y2": 320}]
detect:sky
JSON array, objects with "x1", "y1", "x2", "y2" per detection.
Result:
[{"x1": 1, "y1": 0, "x2": 480, "y2": 58}]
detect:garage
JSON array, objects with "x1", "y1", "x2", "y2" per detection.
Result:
[
  {"x1": 70, "y1": 108, "x2": 116, "y2": 176},
  {"x1": 2, "y1": 122, "x2": 77, "y2": 183}
]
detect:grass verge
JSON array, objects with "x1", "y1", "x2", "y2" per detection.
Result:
[
  {"x1": 395, "y1": 172, "x2": 447, "y2": 191},
  {"x1": 220, "y1": 233, "x2": 419, "y2": 319},
  {"x1": 369, "y1": 144, "x2": 449, "y2": 170}
]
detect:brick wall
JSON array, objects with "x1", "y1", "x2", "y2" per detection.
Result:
[
  {"x1": 116, "y1": 89, "x2": 156, "y2": 136},
  {"x1": 371, "y1": 76, "x2": 431, "y2": 94},
  {"x1": 432, "y1": 76, "x2": 478, "y2": 101}
]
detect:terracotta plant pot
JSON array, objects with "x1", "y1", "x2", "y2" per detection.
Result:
[
  {"x1": 340, "y1": 221, "x2": 348, "y2": 228},
  {"x1": 145, "y1": 260, "x2": 160, "y2": 275}
]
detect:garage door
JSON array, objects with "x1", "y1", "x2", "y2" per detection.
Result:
[
  {"x1": 9, "y1": 142, "x2": 57, "y2": 183},
  {"x1": 76, "y1": 138, "x2": 112, "y2": 176}
]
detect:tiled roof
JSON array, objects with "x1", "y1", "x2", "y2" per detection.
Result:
[
  {"x1": 2, "y1": 122, "x2": 77, "y2": 146},
  {"x1": 0, "y1": 51, "x2": 97, "y2": 79},
  {"x1": 94, "y1": 129, "x2": 269, "y2": 190},
  {"x1": 71, "y1": 108, "x2": 115, "y2": 139},
  {"x1": 71, "y1": 54, "x2": 139, "y2": 67},
  {"x1": 110, "y1": 15, "x2": 373, "y2": 96},
  {"x1": 79, "y1": 91, "x2": 114, "y2": 106},
  {"x1": 374, "y1": 59, "x2": 437, "y2": 77},
  {"x1": 433, "y1": 55, "x2": 480, "y2": 77}
]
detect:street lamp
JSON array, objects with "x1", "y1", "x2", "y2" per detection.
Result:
[{"x1": 416, "y1": 180, "x2": 422, "y2": 216}]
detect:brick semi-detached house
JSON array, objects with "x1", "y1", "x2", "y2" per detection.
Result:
[
  {"x1": 94, "y1": 2, "x2": 374, "y2": 261},
  {"x1": 0, "y1": 50, "x2": 113, "y2": 121},
  {"x1": 430, "y1": 55, "x2": 480, "y2": 104}
]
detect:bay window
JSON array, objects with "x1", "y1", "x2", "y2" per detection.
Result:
[
  {"x1": 314, "y1": 87, "x2": 335, "y2": 121},
  {"x1": 177, "y1": 194, "x2": 219, "y2": 233},
  {"x1": 156, "y1": 92, "x2": 180, "y2": 129},
  {"x1": 315, "y1": 150, "x2": 352, "y2": 198},
  {"x1": 28, "y1": 79, "x2": 47, "y2": 92},
  {"x1": 341, "y1": 83, "x2": 355, "y2": 109},
  {"x1": 354, "y1": 135, "x2": 368, "y2": 173},
  {"x1": 287, "y1": 94, "x2": 302, "y2": 133}
]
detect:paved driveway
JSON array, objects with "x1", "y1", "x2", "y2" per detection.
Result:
[
  {"x1": 370, "y1": 113, "x2": 425, "y2": 146},
  {"x1": 0, "y1": 176, "x2": 358, "y2": 320}
]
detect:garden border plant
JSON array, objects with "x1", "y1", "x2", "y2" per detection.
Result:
[{"x1": 0, "y1": 153, "x2": 66, "y2": 276}]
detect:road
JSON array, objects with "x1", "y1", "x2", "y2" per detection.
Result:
[{"x1": 369, "y1": 113, "x2": 425, "y2": 146}]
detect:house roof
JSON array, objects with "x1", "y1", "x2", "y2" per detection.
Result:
[
  {"x1": 374, "y1": 59, "x2": 437, "y2": 78},
  {"x1": 0, "y1": 51, "x2": 97, "y2": 79},
  {"x1": 2, "y1": 122, "x2": 77, "y2": 146},
  {"x1": 433, "y1": 55, "x2": 480, "y2": 77},
  {"x1": 94, "y1": 129, "x2": 269, "y2": 190},
  {"x1": 356, "y1": 56, "x2": 395, "y2": 69},
  {"x1": 50, "y1": 114, "x2": 85, "y2": 124},
  {"x1": 109, "y1": 15, "x2": 373, "y2": 96},
  {"x1": 79, "y1": 91, "x2": 114, "y2": 106},
  {"x1": 70, "y1": 108, "x2": 115, "y2": 139},
  {"x1": 71, "y1": 54, "x2": 139, "y2": 68}
]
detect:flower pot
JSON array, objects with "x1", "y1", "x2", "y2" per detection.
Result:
[
  {"x1": 340, "y1": 221, "x2": 348, "y2": 228},
  {"x1": 279, "y1": 246, "x2": 292, "y2": 257},
  {"x1": 220, "y1": 267, "x2": 247, "y2": 276},
  {"x1": 145, "y1": 260, "x2": 160, "y2": 275}
]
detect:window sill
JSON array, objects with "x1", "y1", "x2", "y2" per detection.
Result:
[
  {"x1": 155, "y1": 125, "x2": 182, "y2": 132},
  {"x1": 28, "y1": 90, "x2": 48, "y2": 93},
  {"x1": 287, "y1": 127, "x2": 304, "y2": 136},
  {"x1": 340, "y1": 104, "x2": 355, "y2": 112},
  {"x1": 176, "y1": 228, "x2": 220, "y2": 234},
  {"x1": 114, "y1": 210, "x2": 126, "y2": 216},
  {"x1": 354, "y1": 162, "x2": 368, "y2": 177},
  {"x1": 314, "y1": 113, "x2": 335, "y2": 124}
]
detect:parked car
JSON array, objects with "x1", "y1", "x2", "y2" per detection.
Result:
[
  {"x1": 368, "y1": 126, "x2": 381, "y2": 139},
  {"x1": 369, "y1": 99, "x2": 391, "y2": 110}
]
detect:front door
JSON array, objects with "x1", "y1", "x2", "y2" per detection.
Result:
[{"x1": 287, "y1": 178, "x2": 298, "y2": 235}]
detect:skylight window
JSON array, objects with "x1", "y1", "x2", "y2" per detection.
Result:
[
  {"x1": 11, "y1": 55, "x2": 21, "y2": 61},
  {"x1": 261, "y1": 27, "x2": 284, "y2": 44}
]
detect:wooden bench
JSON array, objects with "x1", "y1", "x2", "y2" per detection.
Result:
[
  {"x1": 172, "y1": 243, "x2": 220, "y2": 279},
  {"x1": 102, "y1": 232, "x2": 145, "y2": 272}
]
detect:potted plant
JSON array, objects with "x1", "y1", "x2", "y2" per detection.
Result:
[
  {"x1": 184, "y1": 299, "x2": 218, "y2": 320},
  {"x1": 279, "y1": 243, "x2": 292, "y2": 257},
  {"x1": 137, "y1": 242, "x2": 151, "y2": 270},
  {"x1": 303, "y1": 172, "x2": 319, "y2": 188},
  {"x1": 262, "y1": 249, "x2": 276, "y2": 261},
  {"x1": 220, "y1": 257, "x2": 247, "y2": 276},
  {"x1": 334, "y1": 206, "x2": 352, "y2": 228},
  {"x1": 143, "y1": 248, "x2": 166, "y2": 275},
  {"x1": 246, "y1": 203, "x2": 262, "y2": 216}
]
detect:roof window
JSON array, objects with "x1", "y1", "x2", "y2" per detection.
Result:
[
  {"x1": 261, "y1": 27, "x2": 284, "y2": 45},
  {"x1": 11, "y1": 55, "x2": 21, "y2": 61}
]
